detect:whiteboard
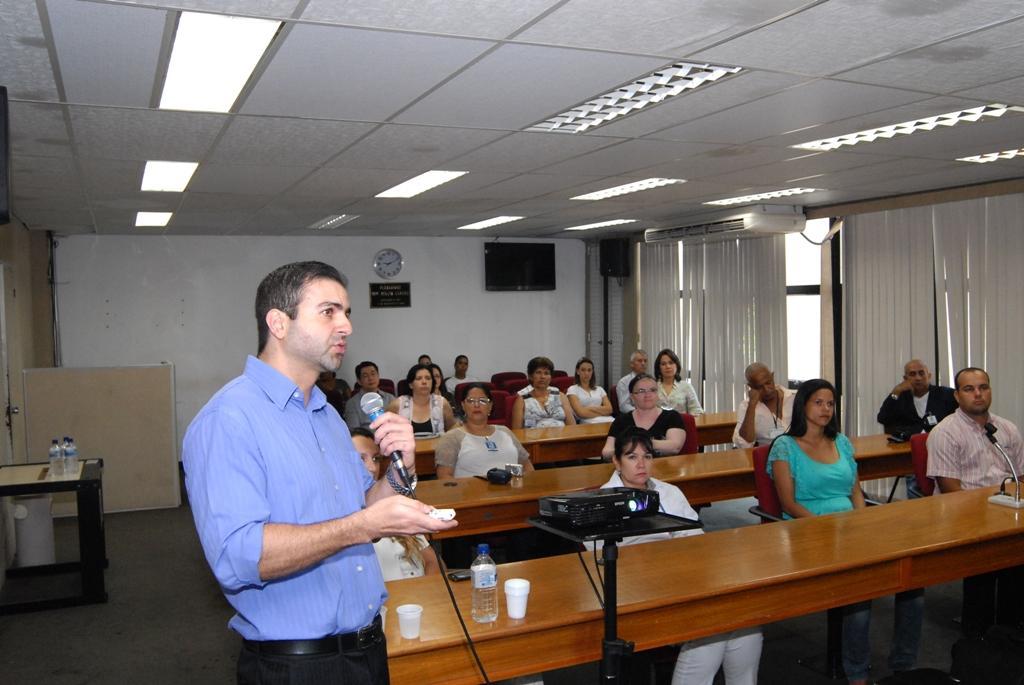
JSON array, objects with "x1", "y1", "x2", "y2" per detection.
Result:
[{"x1": 22, "y1": 364, "x2": 180, "y2": 512}]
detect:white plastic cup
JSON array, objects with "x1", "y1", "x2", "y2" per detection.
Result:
[
  {"x1": 396, "y1": 604, "x2": 423, "y2": 639},
  {"x1": 504, "y1": 578, "x2": 531, "y2": 619},
  {"x1": 379, "y1": 605, "x2": 387, "y2": 633}
]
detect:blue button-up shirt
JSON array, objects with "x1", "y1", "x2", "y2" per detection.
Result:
[{"x1": 183, "y1": 356, "x2": 384, "y2": 640}]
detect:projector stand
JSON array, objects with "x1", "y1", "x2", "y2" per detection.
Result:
[{"x1": 529, "y1": 513, "x2": 701, "y2": 684}]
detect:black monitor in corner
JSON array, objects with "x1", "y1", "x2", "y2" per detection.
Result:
[
  {"x1": 484, "y1": 242, "x2": 556, "y2": 291},
  {"x1": 0, "y1": 86, "x2": 9, "y2": 226}
]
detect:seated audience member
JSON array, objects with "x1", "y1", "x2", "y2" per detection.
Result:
[
  {"x1": 315, "y1": 370, "x2": 350, "y2": 416},
  {"x1": 616, "y1": 349, "x2": 648, "y2": 414},
  {"x1": 769, "y1": 379, "x2": 922, "y2": 685},
  {"x1": 927, "y1": 366, "x2": 1024, "y2": 637},
  {"x1": 343, "y1": 361, "x2": 395, "y2": 429},
  {"x1": 733, "y1": 362, "x2": 795, "y2": 448},
  {"x1": 444, "y1": 354, "x2": 477, "y2": 395},
  {"x1": 591, "y1": 429, "x2": 761, "y2": 685},
  {"x1": 654, "y1": 348, "x2": 703, "y2": 415},
  {"x1": 566, "y1": 356, "x2": 614, "y2": 424},
  {"x1": 417, "y1": 354, "x2": 432, "y2": 366},
  {"x1": 435, "y1": 383, "x2": 534, "y2": 478},
  {"x1": 351, "y1": 428, "x2": 440, "y2": 580},
  {"x1": 878, "y1": 358, "x2": 957, "y2": 498},
  {"x1": 387, "y1": 364, "x2": 457, "y2": 435},
  {"x1": 602, "y1": 373, "x2": 686, "y2": 459},
  {"x1": 428, "y1": 362, "x2": 455, "y2": 406},
  {"x1": 511, "y1": 356, "x2": 576, "y2": 429}
]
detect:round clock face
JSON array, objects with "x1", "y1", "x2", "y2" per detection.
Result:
[{"x1": 373, "y1": 248, "x2": 403, "y2": 279}]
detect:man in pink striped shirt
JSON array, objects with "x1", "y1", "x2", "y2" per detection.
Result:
[{"x1": 926, "y1": 366, "x2": 1024, "y2": 636}]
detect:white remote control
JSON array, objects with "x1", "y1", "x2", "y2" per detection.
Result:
[{"x1": 428, "y1": 508, "x2": 456, "y2": 521}]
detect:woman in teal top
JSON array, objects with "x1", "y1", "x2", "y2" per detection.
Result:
[{"x1": 767, "y1": 378, "x2": 921, "y2": 685}]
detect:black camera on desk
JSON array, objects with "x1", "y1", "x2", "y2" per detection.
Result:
[{"x1": 484, "y1": 463, "x2": 523, "y2": 484}]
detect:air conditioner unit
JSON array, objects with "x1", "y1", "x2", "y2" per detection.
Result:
[{"x1": 643, "y1": 205, "x2": 805, "y2": 243}]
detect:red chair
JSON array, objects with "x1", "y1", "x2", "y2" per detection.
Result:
[
  {"x1": 552, "y1": 369, "x2": 568, "y2": 378},
  {"x1": 454, "y1": 381, "x2": 493, "y2": 407},
  {"x1": 609, "y1": 385, "x2": 620, "y2": 417},
  {"x1": 680, "y1": 413, "x2": 699, "y2": 454},
  {"x1": 378, "y1": 378, "x2": 395, "y2": 395},
  {"x1": 748, "y1": 445, "x2": 783, "y2": 522},
  {"x1": 910, "y1": 433, "x2": 935, "y2": 496},
  {"x1": 491, "y1": 371, "x2": 526, "y2": 387},
  {"x1": 503, "y1": 377, "x2": 530, "y2": 395},
  {"x1": 503, "y1": 392, "x2": 518, "y2": 427},
  {"x1": 396, "y1": 379, "x2": 410, "y2": 397},
  {"x1": 551, "y1": 376, "x2": 573, "y2": 393},
  {"x1": 488, "y1": 389, "x2": 510, "y2": 425}
]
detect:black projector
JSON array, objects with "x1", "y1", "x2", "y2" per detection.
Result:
[{"x1": 538, "y1": 487, "x2": 660, "y2": 528}]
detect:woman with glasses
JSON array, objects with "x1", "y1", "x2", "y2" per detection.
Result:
[
  {"x1": 435, "y1": 383, "x2": 534, "y2": 479},
  {"x1": 511, "y1": 356, "x2": 577, "y2": 429},
  {"x1": 654, "y1": 348, "x2": 703, "y2": 415},
  {"x1": 386, "y1": 363, "x2": 457, "y2": 436},
  {"x1": 566, "y1": 356, "x2": 614, "y2": 424},
  {"x1": 602, "y1": 373, "x2": 686, "y2": 459},
  {"x1": 733, "y1": 362, "x2": 795, "y2": 448}
]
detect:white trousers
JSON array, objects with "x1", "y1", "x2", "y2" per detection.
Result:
[{"x1": 671, "y1": 627, "x2": 763, "y2": 685}]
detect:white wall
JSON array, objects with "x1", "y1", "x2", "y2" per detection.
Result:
[{"x1": 54, "y1": 235, "x2": 587, "y2": 452}]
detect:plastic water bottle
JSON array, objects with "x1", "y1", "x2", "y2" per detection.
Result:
[
  {"x1": 62, "y1": 437, "x2": 79, "y2": 478},
  {"x1": 48, "y1": 439, "x2": 64, "y2": 480},
  {"x1": 471, "y1": 543, "x2": 498, "y2": 623}
]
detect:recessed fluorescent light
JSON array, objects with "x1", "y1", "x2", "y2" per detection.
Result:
[
  {"x1": 457, "y1": 216, "x2": 524, "y2": 231},
  {"x1": 957, "y1": 147, "x2": 1024, "y2": 163},
  {"x1": 527, "y1": 61, "x2": 742, "y2": 134},
  {"x1": 704, "y1": 188, "x2": 817, "y2": 206},
  {"x1": 308, "y1": 214, "x2": 360, "y2": 230},
  {"x1": 135, "y1": 211, "x2": 172, "y2": 227},
  {"x1": 793, "y1": 104, "x2": 1024, "y2": 152},
  {"x1": 563, "y1": 219, "x2": 637, "y2": 232},
  {"x1": 375, "y1": 170, "x2": 468, "y2": 198},
  {"x1": 141, "y1": 161, "x2": 198, "y2": 192},
  {"x1": 572, "y1": 178, "x2": 686, "y2": 201},
  {"x1": 160, "y1": 12, "x2": 280, "y2": 113}
]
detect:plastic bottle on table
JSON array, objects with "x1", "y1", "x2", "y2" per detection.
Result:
[
  {"x1": 48, "y1": 439, "x2": 64, "y2": 480},
  {"x1": 471, "y1": 543, "x2": 498, "y2": 623},
  {"x1": 63, "y1": 437, "x2": 79, "y2": 478}
]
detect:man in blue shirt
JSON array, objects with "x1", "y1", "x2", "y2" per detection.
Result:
[{"x1": 183, "y1": 261, "x2": 456, "y2": 685}]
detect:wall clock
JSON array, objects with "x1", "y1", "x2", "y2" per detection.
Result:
[{"x1": 373, "y1": 248, "x2": 403, "y2": 279}]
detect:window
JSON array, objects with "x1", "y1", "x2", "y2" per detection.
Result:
[{"x1": 786, "y1": 224, "x2": 825, "y2": 382}]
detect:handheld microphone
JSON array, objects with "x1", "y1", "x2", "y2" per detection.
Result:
[
  {"x1": 983, "y1": 422, "x2": 1023, "y2": 508},
  {"x1": 359, "y1": 392, "x2": 414, "y2": 492}
]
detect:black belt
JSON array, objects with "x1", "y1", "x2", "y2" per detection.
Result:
[{"x1": 243, "y1": 615, "x2": 383, "y2": 656}]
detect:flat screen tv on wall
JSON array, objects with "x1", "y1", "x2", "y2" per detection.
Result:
[{"x1": 484, "y1": 242, "x2": 556, "y2": 291}]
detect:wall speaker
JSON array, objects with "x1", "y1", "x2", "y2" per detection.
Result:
[{"x1": 599, "y1": 238, "x2": 630, "y2": 277}]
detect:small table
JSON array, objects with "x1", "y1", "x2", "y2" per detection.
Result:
[{"x1": 0, "y1": 459, "x2": 107, "y2": 614}]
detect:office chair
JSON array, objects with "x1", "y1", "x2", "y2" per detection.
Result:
[{"x1": 910, "y1": 433, "x2": 935, "y2": 496}]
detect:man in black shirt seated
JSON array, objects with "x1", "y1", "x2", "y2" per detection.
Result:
[{"x1": 876, "y1": 358, "x2": 956, "y2": 498}]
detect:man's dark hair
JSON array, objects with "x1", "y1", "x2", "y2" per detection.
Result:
[
  {"x1": 355, "y1": 361, "x2": 379, "y2": 380},
  {"x1": 350, "y1": 427, "x2": 375, "y2": 441},
  {"x1": 454, "y1": 355, "x2": 468, "y2": 364},
  {"x1": 954, "y1": 366, "x2": 989, "y2": 390},
  {"x1": 255, "y1": 261, "x2": 347, "y2": 354}
]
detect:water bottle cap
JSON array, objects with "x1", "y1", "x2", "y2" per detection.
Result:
[{"x1": 477, "y1": 543, "x2": 489, "y2": 555}]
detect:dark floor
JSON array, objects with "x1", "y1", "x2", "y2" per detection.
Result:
[{"x1": 0, "y1": 496, "x2": 965, "y2": 684}]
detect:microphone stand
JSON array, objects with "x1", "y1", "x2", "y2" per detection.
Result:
[{"x1": 984, "y1": 425, "x2": 1024, "y2": 509}]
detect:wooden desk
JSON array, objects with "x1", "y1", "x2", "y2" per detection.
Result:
[
  {"x1": 385, "y1": 487, "x2": 1024, "y2": 683},
  {"x1": 694, "y1": 411, "x2": 737, "y2": 447},
  {"x1": 416, "y1": 434, "x2": 910, "y2": 539}
]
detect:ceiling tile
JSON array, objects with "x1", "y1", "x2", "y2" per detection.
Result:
[
  {"x1": 445, "y1": 132, "x2": 621, "y2": 173},
  {"x1": 209, "y1": 116, "x2": 377, "y2": 166},
  {"x1": 9, "y1": 102, "x2": 73, "y2": 158},
  {"x1": 955, "y1": 74, "x2": 1024, "y2": 104},
  {"x1": 0, "y1": 1, "x2": 59, "y2": 101},
  {"x1": 12, "y1": 155, "x2": 81, "y2": 191},
  {"x1": 242, "y1": 23, "x2": 494, "y2": 120},
  {"x1": 189, "y1": 163, "x2": 313, "y2": 195},
  {"x1": 301, "y1": 0, "x2": 558, "y2": 38},
  {"x1": 394, "y1": 43, "x2": 668, "y2": 129},
  {"x1": 456, "y1": 173, "x2": 607, "y2": 201},
  {"x1": 327, "y1": 124, "x2": 506, "y2": 170},
  {"x1": 105, "y1": 0, "x2": 304, "y2": 19},
  {"x1": 48, "y1": 0, "x2": 165, "y2": 107},
  {"x1": 537, "y1": 139, "x2": 719, "y2": 176},
  {"x1": 287, "y1": 167, "x2": 413, "y2": 198},
  {"x1": 69, "y1": 106, "x2": 227, "y2": 160}
]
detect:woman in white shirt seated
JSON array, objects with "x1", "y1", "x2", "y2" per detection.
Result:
[
  {"x1": 654, "y1": 348, "x2": 704, "y2": 415},
  {"x1": 351, "y1": 428, "x2": 440, "y2": 580},
  {"x1": 732, "y1": 362, "x2": 795, "y2": 448},
  {"x1": 387, "y1": 363, "x2": 457, "y2": 436},
  {"x1": 599, "y1": 429, "x2": 762, "y2": 685},
  {"x1": 511, "y1": 356, "x2": 576, "y2": 429},
  {"x1": 566, "y1": 356, "x2": 614, "y2": 424},
  {"x1": 435, "y1": 383, "x2": 534, "y2": 479}
]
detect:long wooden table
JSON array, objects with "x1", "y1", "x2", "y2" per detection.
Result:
[
  {"x1": 416, "y1": 434, "x2": 910, "y2": 539},
  {"x1": 385, "y1": 487, "x2": 1024, "y2": 683},
  {"x1": 412, "y1": 412, "x2": 738, "y2": 475}
]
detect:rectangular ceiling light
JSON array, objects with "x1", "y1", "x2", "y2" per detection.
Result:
[
  {"x1": 141, "y1": 161, "x2": 198, "y2": 191},
  {"x1": 572, "y1": 178, "x2": 686, "y2": 201},
  {"x1": 563, "y1": 219, "x2": 637, "y2": 232},
  {"x1": 135, "y1": 211, "x2": 173, "y2": 227},
  {"x1": 375, "y1": 170, "x2": 467, "y2": 198},
  {"x1": 160, "y1": 12, "x2": 281, "y2": 113},
  {"x1": 308, "y1": 214, "x2": 360, "y2": 230},
  {"x1": 793, "y1": 104, "x2": 1024, "y2": 152},
  {"x1": 527, "y1": 61, "x2": 742, "y2": 134},
  {"x1": 957, "y1": 147, "x2": 1024, "y2": 163},
  {"x1": 704, "y1": 188, "x2": 817, "y2": 206},
  {"x1": 457, "y1": 216, "x2": 524, "y2": 230}
]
